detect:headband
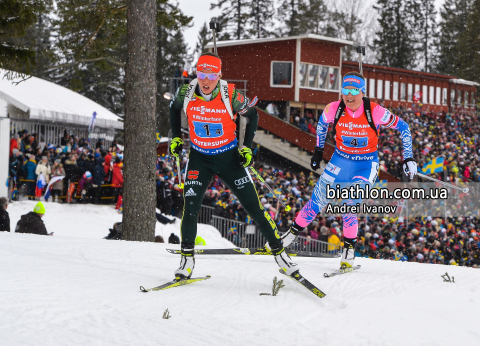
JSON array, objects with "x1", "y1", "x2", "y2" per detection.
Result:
[
  {"x1": 197, "y1": 55, "x2": 221, "y2": 73},
  {"x1": 342, "y1": 75, "x2": 366, "y2": 93}
]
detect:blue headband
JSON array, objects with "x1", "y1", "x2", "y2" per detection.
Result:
[{"x1": 342, "y1": 75, "x2": 366, "y2": 93}]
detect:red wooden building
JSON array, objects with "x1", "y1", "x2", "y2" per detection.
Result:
[{"x1": 207, "y1": 35, "x2": 478, "y2": 117}]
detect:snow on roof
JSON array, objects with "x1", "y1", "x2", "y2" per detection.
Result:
[
  {"x1": 205, "y1": 34, "x2": 353, "y2": 49},
  {"x1": 449, "y1": 78, "x2": 480, "y2": 87},
  {"x1": 0, "y1": 69, "x2": 123, "y2": 129}
]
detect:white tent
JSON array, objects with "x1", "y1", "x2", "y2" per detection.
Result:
[{"x1": 0, "y1": 69, "x2": 122, "y2": 129}]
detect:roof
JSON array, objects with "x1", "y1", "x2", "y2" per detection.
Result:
[
  {"x1": 205, "y1": 34, "x2": 353, "y2": 49},
  {"x1": 450, "y1": 79, "x2": 480, "y2": 87},
  {"x1": 0, "y1": 69, "x2": 123, "y2": 129}
]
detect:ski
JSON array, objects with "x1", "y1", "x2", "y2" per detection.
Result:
[
  {"x1": 323, "y1": 265, "x2": 361, "y2": 278},
  {"x1": 140, "y1": 275, "x2": 211, "y2": 292},
  {"x1": 166, "y1": 247, "x2": 339, "y2": 258},
  {"x1": 279, "y1": 269, "x2": 326, "y2": 298}
]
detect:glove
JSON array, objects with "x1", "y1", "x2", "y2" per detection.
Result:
[
  {"x1": 403, "y1": 158, "x2": 417, "y2": 180},
  {"x1": 239, "y1": 146, "x2": 253, "y2": 167},
  {"x1": 92, "y1": 184, "x2": 98, "y2": 188},
  {"x1": 310, "y1": 147, "x2": 324, "y2": 171},
  {"x1": 82, "y1": 189, "x2": 86, "y2": 195},
  {"x1": 169, "y1": 137, "x2": 184, "y2": 157}
]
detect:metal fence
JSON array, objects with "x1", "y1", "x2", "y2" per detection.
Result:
[
  {"x1": 204, "y1": 213, "x2": 342, "y2": 256},
  {"x1": 198, "y1": 205, "x2": 215, "y2": 224}
]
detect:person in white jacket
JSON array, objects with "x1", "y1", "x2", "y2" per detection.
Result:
[{"x1": 35, "y1": 156, "x2": 52, "y2": 185}]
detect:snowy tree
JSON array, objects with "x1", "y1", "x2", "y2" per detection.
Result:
[
  {"x1": 210, "y1": 0, "x2": 250, "y2": 40},
  {"x1": 373, "y1": 0, "x2": 421, "y2": 69},
  {"x1": 417, "y1": 0, "x2": 438, "y2": 72},
  {"x1": 298, "y1": 0, "x2": 330, "y2": 36},
  {"x1": 0, "y1": 0, "x2": 47, "y2": 78},
  {"x1": 247, "y1": 0, "x2": 276, "y2": 38},
  {"x1": 195, "y1": 22, "x2": 212, "y2": 59},
  {"x1": 457, "y1": 0, "x2": 480, "y2": 82},
  {"x1": 328, "y1": 0, "x2": 377, "y2": 62},
  {"x1": 436, "y1": 0, "x2": 471, "y2": 75},
  {"x1": 277, "y1": 0, "x2": 306, "y2": 36}
]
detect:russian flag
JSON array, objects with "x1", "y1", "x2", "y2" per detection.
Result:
[{"x1": 44, "y1": 176, "x2": 65, "y2": 201}]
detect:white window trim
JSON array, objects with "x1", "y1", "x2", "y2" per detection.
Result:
[
  {"x1": 385, "y1": 80, "x2": 391, "y2": 100},
  {"x1": 271, "y1": 61, "x2": 294, "y2": 88},
  {"x1": 393, "y1": 81, "x2": 399, "y2": 101}
]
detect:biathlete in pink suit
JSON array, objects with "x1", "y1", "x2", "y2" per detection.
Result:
[{"x1": 276, "y1": 72, "x2": 417, "y2": 269}]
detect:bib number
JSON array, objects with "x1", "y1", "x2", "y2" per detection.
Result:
[
  {"x1": 341, "y1": 135, "x2": 368, "y2": 148},
  {"x1": 193, "y1": 121, "x2": 223, "y2": 138}
]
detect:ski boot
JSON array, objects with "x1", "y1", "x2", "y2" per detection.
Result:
[
  {"x1": 265, "y1": 221, "x2": 303, "y2": 251},
  {"x1": 340, "y1": 237, "x2": 356, "y2": 269},
  {"x1": 270, "y1": 240, "x2": 300, "y2": 276},
  {"x1": 174, "y1": 242, "x2": 195, "y2": 280}
]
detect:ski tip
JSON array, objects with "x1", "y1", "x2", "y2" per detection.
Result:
[{"x1": 139, "y1": 286, "x2": 148, "y2": 292}]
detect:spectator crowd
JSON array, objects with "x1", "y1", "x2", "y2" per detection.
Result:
[{"x1": 9, "y1": 130, "x2": 124, "y2": 205}]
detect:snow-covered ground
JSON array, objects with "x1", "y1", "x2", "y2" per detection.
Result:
[{"x1": 1, "y1": 201, "x2": 479, "y2": 346}]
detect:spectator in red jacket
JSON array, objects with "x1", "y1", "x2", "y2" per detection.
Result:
[
  {"x1": 10, "y1": 135, "x2": 18, "y2": 157},
  {"x1": 111, "y1": 157, "x2": 123, "y2": 203},
  {"x1": 104, "y1": 151, "x2": 112, "y2": 182}
]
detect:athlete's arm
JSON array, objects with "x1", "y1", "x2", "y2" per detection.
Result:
[
  {"x1": 373, "y1": 105, "x2": 413, "y2": 159},
  {"x1": 315, "y1": 101, "x2": 339, "y2": 148},
  {"x1": 232, "y1": 89, "x2": 258, "y2": 148},
  {"x1": 169, "y1": 86, "x2": 187, "y2": 139}
]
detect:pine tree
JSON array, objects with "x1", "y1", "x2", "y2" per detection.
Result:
[
  {"x1": 210, "y1": 0, "x2": 250, "y2": 40},
  {"x1": 247, "y1": 0, "x2": 276, "y2": 38},
  {"x1": 417, "y1": 0, "x2": 437, "y2": 72},
  {"x1": 457, "y1": 0, "x2": 480, "y2": 82},
  {"x1": 277, "y1": 0, "x2": 306, "y2": 36},
  {"x1": 373, "y1": 0, "x2": 421, "y2": 69},
  {"x1": 195, "y1": 22, "x2": 212, "y2": 59},
  {"x1": 436, "y1": 0, "x2": 470, "y2": 75},
  {"x1": 0, "y1": 0, "x2": 47, "y2": 77},
  {"x1": 298, "y1": 0, "x2": 329, "y2": 35},
  {"x1": 155, "y1": 2, "x2": 192, "y2": 134}
]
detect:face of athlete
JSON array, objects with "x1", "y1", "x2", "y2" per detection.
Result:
[
  {"x1": 197, "y1": 70, "x2": 221, "y2": 95},
  {"x1": 342, "y1": 86, "x2": 364, "y2": 112}
]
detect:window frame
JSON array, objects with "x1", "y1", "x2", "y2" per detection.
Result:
[
  {"x1": 270, "y1": 61, "x2": 294, "y2": 88},
  {"x1": 297, "y1": 62, "x2": 340, "y2": 92},
  {"x1": 393, "y1": 81, "x2": 399, "y2": 101}
]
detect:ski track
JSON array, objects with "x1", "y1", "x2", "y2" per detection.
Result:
[{"x1": 2, "y1": 201, "x2": 480, "y2": 345}]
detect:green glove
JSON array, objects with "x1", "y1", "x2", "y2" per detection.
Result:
[
  {"x1": 239, "y1": 146, "x2": 254, "y2": 167},
  {"x1": 170, "y1": 137, "x2": 184, "y2": 157}
]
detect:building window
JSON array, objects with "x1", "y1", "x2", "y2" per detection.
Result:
[
  {"x1": 442, "y1": 88, "x2": 448, "y2": 105},
  {"x1": 465, "y1": 91, "x2": 469, "y2": 107},
  {"x1": 369, "y1": 78, "x2": 375, "y2": 98},
  {"x1": 271, "y1": 61, "x2": 293, "y2": 87},
  {"x1": 393, "y1": 82, "x2": 399, "y2": 101},
  {"x1": 450, "y1": 89, "x2": 455, "y2": 105},
  {"x1": 377, "y1": 79, "x2": 383, "y2": 99},
  {"x1": 298, "y1": 63, "x2": 339, "y2": 91},
  {"x1": 299, "y1": 63, "x2": 308, "y2": 87},
  {"x1": 436, "y1": 87, "x2": 441, "y2": 105},
  {"x1": 472, "y1": 92, "x2": 476, "y2": 105},
  {"x1": 400, "y1": 83, "x2": 406, "y2": 101},
  {"x1": 422, "y1": 85, "x2": 428, "y2": 104},
  {"x1": 429, "y1": 86, "x2": 435, "y2": 105},
  {"x1": 407, "y1": 84, "x2": 413, "y2": 101},
  {"x1": 457, "y1": 90, "x2": 462, "y2": 105},
  {"x1": 385, "y1": 80, "x2": 391, "y2": 100}
]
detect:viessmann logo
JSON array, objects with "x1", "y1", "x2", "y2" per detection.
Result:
[
  {"x1": 338, "y1": 122, "x2": 370, "y2": 130},
  {"x1": 190, "y1": 106, "x2": 227, "y2": 115}
]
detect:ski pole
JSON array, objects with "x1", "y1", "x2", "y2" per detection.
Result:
[
  {"x1": 176, "y1": 155, "x2": 184, "y2": 189},
  {"x1": 249, "y1": 167, "x2": 291, "y2": 211},
  {"x1": 416, "y1": 172, "x2": 469, "y2": 193},
  {"x1": 209, "y1": 21, "x2": 220, "y2": 55},
  {"x1": 356, "y1": 46, "x2": 365, "y2": 75}
]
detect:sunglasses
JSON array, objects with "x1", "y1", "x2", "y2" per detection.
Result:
[
  {"x1": 197, "y1": 72, "x2": 220, "y2": 81},
  {"x1": 341, "y1": 88, "x2": 361, "y2": 96}
]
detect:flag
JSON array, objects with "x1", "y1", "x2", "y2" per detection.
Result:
[
  {"x1": 156, "y1": 132, "x2": 161, "y2": 143},
  {"x1": 88, "y1": 112, "x2": 97, "y2": 132},
  {"x1": 227, "y1": 225, "x2": 238, "y2": 236},
  {"x1": 373, "y1": 180, "x2": 387, "y2": 189},
  {"x1": 44, "y1": 176, "x2": 65, "y2": 200},
  {"x1": 422, "y1": 157, "x2": 444, "y2": 174},
  {"x1": 35, "y1": 173, "x2": 47, "y2": 197}
]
